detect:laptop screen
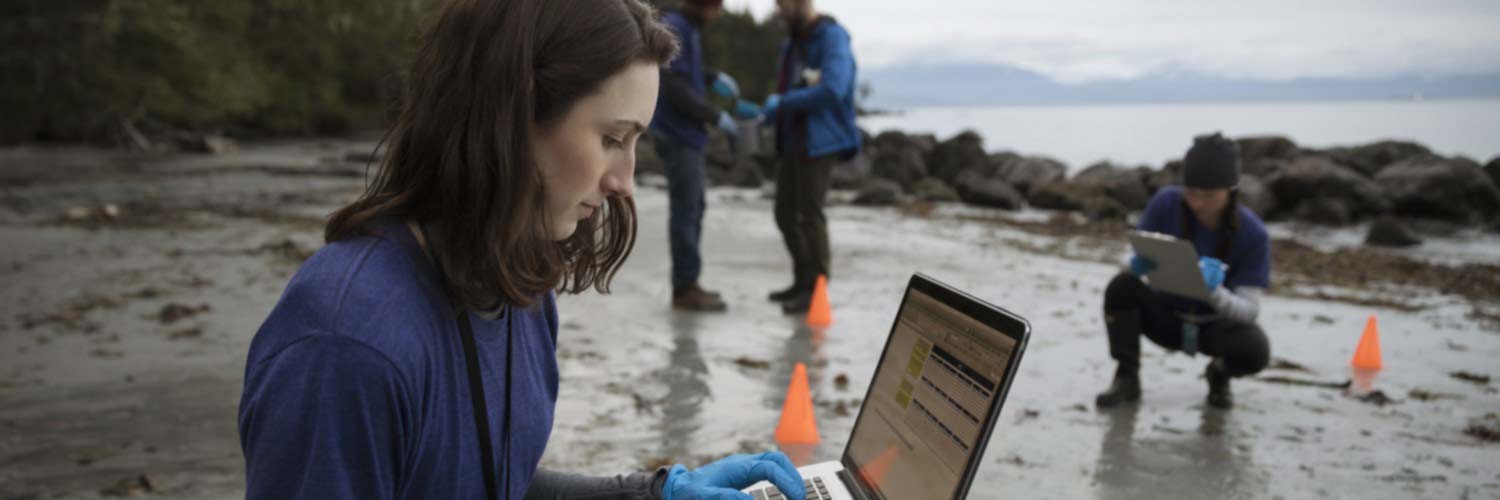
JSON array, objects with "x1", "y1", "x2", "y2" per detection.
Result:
[{"x1": 843, "y1": 286, "x2": 1019, "y2": 499}]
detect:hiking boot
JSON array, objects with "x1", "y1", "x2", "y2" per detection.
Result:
[
  {"x1": 673, "y1": 285, "x2": 727, "y2": 312},
  {"x1": 1206, "y1": 359, "x2": 1233, "y2": 409},
  {"x1": 780, "y1": 289, "x2": 814, "y2": 315},
  {"x1": 767, "y1": 284, "x2": 807, "y2": 302},
  {"x1": 1095, "y1": 372, "x2": 1142, "y2": 408}
]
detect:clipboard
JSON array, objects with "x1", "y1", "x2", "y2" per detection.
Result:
[{"x1": 1127, "y1": 230, "x2": 1215, "y2": 302}]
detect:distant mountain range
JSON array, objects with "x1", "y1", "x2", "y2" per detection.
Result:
[{"x1": 859, "y1": 63, "x2": 1500, "y2": 108}]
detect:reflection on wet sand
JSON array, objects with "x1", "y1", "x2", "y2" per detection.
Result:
[
  {"x1": 1094, "y1": 405, "x2": 1267, "y2": 499},
  {"x1": 658, "y1": 313, "x2": 711, "y2": 461}
]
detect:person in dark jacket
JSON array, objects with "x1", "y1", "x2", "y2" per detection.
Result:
[
  {"x1": 760, "y1": 0, "x2": 861, "y2": 314},
  {"x1": 238, "y1": 1, "x2": 805, "y2": 499},
  {"x1": 1095, "y1": 133, "x2": 1272, "y2": 410},
  {"x1": 650, "y1": 0, "x2": 759, "y2": 312}
]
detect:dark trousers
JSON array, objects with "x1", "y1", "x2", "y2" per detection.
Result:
[
  {"x1": 774, "y1": 155, "x2": 834, "y2": 288},
  {"x1": 656, "y1": 132, "x2": 706, "y2": 289},
  {"x1": 1103, "y1": 273, "x2": 1270, "y2": 377}
]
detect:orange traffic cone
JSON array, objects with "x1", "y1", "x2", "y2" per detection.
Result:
[
  {"x1": 775, "y1": 362, "x2": 820, "y2": 445},
  {"x1": 1351, "y1": 315, "x2": 1382, "y2": 370},
  {"x1": 806, "y1": 275, "x2": 832, "y2": 328}
]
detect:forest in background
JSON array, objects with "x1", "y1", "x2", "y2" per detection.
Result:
[{"x1": 0, "y1": 0, "x2": 787, "y2": 146}]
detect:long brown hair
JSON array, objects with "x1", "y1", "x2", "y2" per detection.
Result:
[{"x1": 326, "y1": 0, "x2": 678, "y2": 310}]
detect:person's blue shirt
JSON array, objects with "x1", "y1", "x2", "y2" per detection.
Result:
[
  {"x1": 651, "y1": 11, "x2": 708, "y2": 150},
  {"x1": 239, "y1": 219, "x2": 559, "y2": 499},
  {"x1": 1138, "y1": 186, "x2": 1271, "y2": 314}
]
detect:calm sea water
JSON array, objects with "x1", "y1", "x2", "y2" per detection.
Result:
[{"x1": 856, "y1": 98, "x2": 1500, "y2": 172}]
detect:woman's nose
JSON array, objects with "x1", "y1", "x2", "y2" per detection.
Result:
[{"x1": 603, "y1": 160, "x2": 635, "y2": 198}]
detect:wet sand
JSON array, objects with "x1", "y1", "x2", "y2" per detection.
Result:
[{"x1": 1, "y1": 140, "x2": 1496, "y2": 499}]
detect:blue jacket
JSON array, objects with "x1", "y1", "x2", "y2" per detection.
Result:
[
  {"x1": 775, "y1": 17, "x2": 861, "y2": 160},
  {"x1": 651, "y1": 11, "x2": 709, "y2": 150}
]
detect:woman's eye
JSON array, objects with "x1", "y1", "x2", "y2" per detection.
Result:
[{"x1": 603, "y1": 136, "x2": 625, "y2": 149}]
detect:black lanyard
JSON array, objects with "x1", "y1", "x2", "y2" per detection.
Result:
[
  {"x1": 423, "y1": 224, "x2": 511, "y2": 500},
  {"x1": 458, "y1": 309, "x2": 511, "y2": 500}
]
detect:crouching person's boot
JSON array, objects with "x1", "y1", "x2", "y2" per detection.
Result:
[
  {"x1": 1205, "y1": 358, "x2": 1233, "y2": 409},
  {"x1": 1095, "y1": 366, "x2": 1141, "y2": 408}
]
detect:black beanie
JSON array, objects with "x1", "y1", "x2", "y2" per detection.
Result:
[{"x1": 1183, "y1": 132, "x2": 1240, "y2": 189}]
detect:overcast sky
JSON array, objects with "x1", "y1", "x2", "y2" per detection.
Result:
[{"x1": 721, "y1": 0, "x2": 1500, "y2": 84}]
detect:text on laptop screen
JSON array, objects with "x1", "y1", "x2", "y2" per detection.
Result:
[{"x1": 844, "y1": 288, "x2": 1017, "y2": 499}]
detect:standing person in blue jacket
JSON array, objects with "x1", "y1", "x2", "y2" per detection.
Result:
[
  {"x1": 651, "y1": 0, "x2": 759, "y2": 312},
  {"x1": 237, "y1": 1, "x2": 806, "y2": 499},
  {"x1": 1095, "y1": 133, "x2": 1272, "y2": 410},
  {"x1": 760, "y1": 0, "x2": 861, "y2": 315}
]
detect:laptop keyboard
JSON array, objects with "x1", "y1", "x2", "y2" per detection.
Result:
[{"x1": 748, "y1": 476, "x2": 831, "y2": 500}]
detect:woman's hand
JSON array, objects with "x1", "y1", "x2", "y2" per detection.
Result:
[
  {"x1": 1128, "y1": 254, "x2": 1156, "y2": 277},
  {"x1": 1198, "y1": 256, "x2": 1226, "y2": 290},
  {"x1": 663, "y1": 452, "x2": 806, "y2": 500}
]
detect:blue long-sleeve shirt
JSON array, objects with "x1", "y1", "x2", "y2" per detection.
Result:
[{"x1": 238, "y1": 219, "x2": 559, "y2": 499}]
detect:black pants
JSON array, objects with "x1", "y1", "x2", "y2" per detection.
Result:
[
  {"x1": 1103, "y1": 273, "x2": 1270, "y2": 377},
  {"x1": 774, "y1": 155, "x2": 834, "y2": 288}
]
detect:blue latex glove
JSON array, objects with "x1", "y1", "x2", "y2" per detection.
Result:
[
  {"x1": 711, "y1": 73, "x2": 741, "y2": 99},
  {"x1": 663, "y1": 452, "x2": 806, "y2": 500},
  {"x1": 733, "y1": 100, "x2": 763, "y2": 120},
  {"x1": 1198, "y1": 256, "x2": 1226, "y2": 290},
  {"x1": 762, "y1": 94, "x2": 782, "y2": 120},
  {"x1": 1128, "y1": 254, "x2": 1156, "y2": 277},
  {"x1": 716, "y1": 111, "x2": 739, "y2": 136}
]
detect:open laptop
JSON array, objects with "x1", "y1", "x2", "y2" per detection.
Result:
[
  {"x1": 745, "y1": 273, "x2": 1031, "y2": 500},
  {"x1": 1126, "y1": 230, "x2": 1215, "y2": 302}
]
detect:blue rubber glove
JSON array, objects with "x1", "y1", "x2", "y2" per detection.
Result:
[
  {"x1": 663, "y1": 452, "x2": 806, "y2": 500},
  {"x1": 733, "y1": 100, "x2": 763, "y2": 120},
  {"x1": 716, "y1": 111, "x2": 739, "y2": 136},
  {"x1": 711, "y1": 73, "x2": 741, "y2": 99},
  {"x1": 1128, "y1": 254, "x2": 1156, "y2": 277},
  {"x1": 1198, "y1": 256, "x2": 1226, "y2": 290},
  {"x1": 762, "y1": 94, "x2": 782, "y2": 121}
]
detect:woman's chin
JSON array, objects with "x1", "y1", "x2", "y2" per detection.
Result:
[{"x1": 550, "y1": 220, "x2": 579, "y2": 241}]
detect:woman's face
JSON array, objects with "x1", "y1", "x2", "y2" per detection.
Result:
[
  {"x1": 533, "y1": 62, "x2": 659, "y2": 241},
  {"x1": 1183, "y1": 186, "x2": 1232, "y2": 227}
]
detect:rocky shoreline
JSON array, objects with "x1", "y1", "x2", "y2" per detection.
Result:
[{"x1": 637, "y1": 126, "x2": 1500, "y2": 249}]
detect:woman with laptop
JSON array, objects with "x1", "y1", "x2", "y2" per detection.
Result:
[
  {"x1": 237, "y1": 1, "x2": 805, "y2": 499},
  {"x1": 1095, "y1": 133, "x2": 1272, "y2": 410}
]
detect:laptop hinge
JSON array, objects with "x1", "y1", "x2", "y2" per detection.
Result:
[{"x1": 836, "y1": 468, "x2": 872, "y2": 500}]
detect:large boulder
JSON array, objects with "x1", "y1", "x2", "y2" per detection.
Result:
[
  {"x1": 1374, "y1": 154, "x2": 1500, "y2": 224},
  {"x1": 1236, "y1": 136, "x2": 1300, "y2": 163},
  {"x1": 990, "y1": 153, "x2": 1067, "y2": 195},
  {"x1": 954, "y1": 169, "x2": 1023, "y2": 210},
  {"x1": 1294, "y1": 197, "x2": 1354, "y2": 226},
  {"x1": 911, "y1": 178, "x2": 960, "y2": 202},
  {"x1": 1365, "y1": 216, "x2": 1423, "y2": 248},
  {"x1": 1325, "y1": 140, "x2": 1432, "y2": 178},
  {"x1": 868, "y1": 141, "x2": 927, "y2": 185},
  {"x1": 829, "y1": 153, "x2": 871, "y2": 190},
  {"x1": 1236, "y1": 175, "x2": 1277, "y2": 217},
  {"x1": 719, "y1": 159, "x2": 764, "y2": 188},
  {"x1": 1146, "y1": 160, "x2": 1183, "y2": 194},
  {"x1": 1026, "y1": 180, "x2": 1130, "y2": 221},
  {"x1": 925, "y1": 130, "x2": 988, "y2": 184},
  {"x1": 1266, "y1": 156, "x2": 1390, "y2": 223},
  {"x1": 1071, "y1": 162, "x2": 1152, "y2": 211},
  {"x1": 1234, "y1": 136, "x2": 1298, "y2": 184},
  {"x1": 852, "y1": 178, "x2": 903, "y2": 206},
  {"x1": 1485, "y1": 156, "x2": 1500, "y2": 192}
]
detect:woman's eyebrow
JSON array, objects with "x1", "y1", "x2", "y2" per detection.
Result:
[{"x1": 611, "y1": 119, "x2": 646, "y2": 133}]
